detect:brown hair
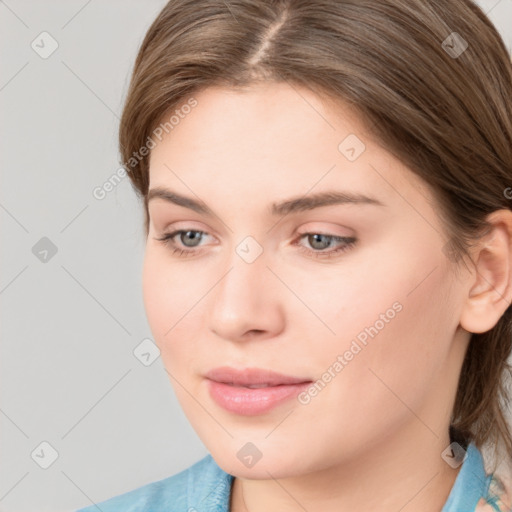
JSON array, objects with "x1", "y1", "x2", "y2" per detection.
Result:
[{"x1": 118, "y1": 0, "x2": 512, "y2": 471}]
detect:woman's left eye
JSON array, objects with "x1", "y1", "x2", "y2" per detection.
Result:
[
  {"x1": 154, "y1": 229, "x2": 357, "y2": 260},
  {"x1": 294, "y1": 233, "x2": 357, "y2": 259}
]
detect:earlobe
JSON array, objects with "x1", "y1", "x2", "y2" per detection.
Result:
[{"x1": 459, "y1": 209, "x2": 512, "y2": 334}]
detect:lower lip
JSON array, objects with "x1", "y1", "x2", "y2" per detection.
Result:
[{"x1": 206, "y1": 379, "x2": 312, "y2": 415}]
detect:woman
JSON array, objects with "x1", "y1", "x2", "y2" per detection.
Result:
[{"x1": 76, "y1": 0, "x2": 512, "y2": 510}]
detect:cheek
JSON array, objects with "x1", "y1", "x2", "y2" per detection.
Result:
[
  {"x1": 355, "y1": 265, "x2": 453, "y2": 410},
  {"x1": 142, "y1": 250, "x2": 169, "y2": 339},
  {"x1": 296, "y1": 240, "x2": 454, "y2": 394},
  {"x1": 141, "y1": 249, "x2": 204, "y2": 360}
]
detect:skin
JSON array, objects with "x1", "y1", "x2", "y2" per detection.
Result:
[{"x1": 143, "y1": 81, "x2": 512, "y2": 512}]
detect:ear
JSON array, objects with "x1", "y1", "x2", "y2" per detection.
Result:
[{"x1": 459, "y1": 209, "x2": 512, "y2": 334}]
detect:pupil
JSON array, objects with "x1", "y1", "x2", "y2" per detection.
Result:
[
  {"x1": 311, "y1": 234, "x2": 330, "y2": 249},
  {"x1": 183, "y1": 231, "x2": 200, "y2": 247}
]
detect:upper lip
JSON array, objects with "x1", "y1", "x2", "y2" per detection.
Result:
[{"x1": 205, "y1": 366, "x2": 312, "y2": 386}]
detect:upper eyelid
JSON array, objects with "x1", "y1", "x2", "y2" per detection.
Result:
[
  {"x1": 156, "y1": 218, "x2": 354, "y2": 234},
  {"x1": 164, "y1": 226, "x2": 348, "y2": 236}
]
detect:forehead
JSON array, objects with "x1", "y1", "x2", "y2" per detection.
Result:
[
  {"x1": 147, "y1": 82, "x2": 431, "y2": 210},
  {"x1": 151, "y1": 82, "x2": 366, "y2": 162}
]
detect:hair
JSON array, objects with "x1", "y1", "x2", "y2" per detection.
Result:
[{"x1": 118, "y1": 0, "x2": 512, "y2": 472}]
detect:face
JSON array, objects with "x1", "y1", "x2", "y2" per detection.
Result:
[{"x1": 143, "y1": 82, "x2": 469, "y2": 478}]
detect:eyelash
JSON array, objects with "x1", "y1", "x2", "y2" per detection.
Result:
[{"x1": 155, "y1": 229, "x2": 357, "y2": 260}]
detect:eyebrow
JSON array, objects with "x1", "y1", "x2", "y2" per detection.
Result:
[{"x1": 147, "y1": 187, "x2": 385, "y2": 217}]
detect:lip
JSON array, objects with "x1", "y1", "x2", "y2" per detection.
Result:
[
  {"x1": 204, "y1": 366, "x2": 313, "y2": 416},
  {"x1": 204, "y1": 366, "x2": 312, "y2": 386}
]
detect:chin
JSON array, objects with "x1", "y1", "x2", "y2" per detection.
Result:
[{"x1": 209, "y1": 444, "x2": 310, "y2": 480}]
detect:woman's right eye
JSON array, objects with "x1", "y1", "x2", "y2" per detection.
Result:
[{"x1": 155, "y1": 229, "x2": 209, "y2": 257}]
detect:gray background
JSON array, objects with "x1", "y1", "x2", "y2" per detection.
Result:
[{"x1": 1, "y1": 1, "x2": 511, "y2": 511}]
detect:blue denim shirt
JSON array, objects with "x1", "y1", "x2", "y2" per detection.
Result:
[{"x1": 75, "y1": 443, "x2": 505, "y2": 512}]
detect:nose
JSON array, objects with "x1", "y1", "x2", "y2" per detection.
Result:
[{"x1": 206, "y1": 247, "x2": 284, "y2": 343}]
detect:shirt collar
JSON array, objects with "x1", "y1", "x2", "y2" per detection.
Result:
[
  {"x1": 441, "y1": 442, "x2": 492, "y2": 512},
  {"x1": 188, "y1": 454, "x2": 234, "y2": 511}
]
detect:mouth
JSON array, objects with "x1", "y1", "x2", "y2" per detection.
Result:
[{"x1": 204, "y1": 366, "x2": 313, "y2": 415}]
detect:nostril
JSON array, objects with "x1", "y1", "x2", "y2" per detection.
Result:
[{"x1": 244, "y1": 329, "x2": 264, "y2": 339}]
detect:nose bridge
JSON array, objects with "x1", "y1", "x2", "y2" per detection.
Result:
[
  {"x1": 216, "y1": 239, "x2": 268, "y2": 312},
  {"x1": 207, "y1": 237, "x2": 281, "y2": 339}
]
